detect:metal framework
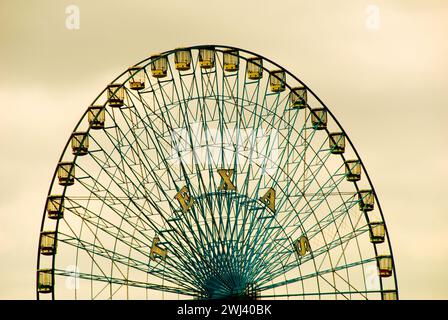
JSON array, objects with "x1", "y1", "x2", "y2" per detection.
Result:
[{"x1": 36, "y1": 45, "x2": 399, "y2": 300}]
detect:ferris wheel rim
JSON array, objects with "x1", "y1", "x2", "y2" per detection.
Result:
[{"x1": 36, "y1": 44, "x2": 398, "y2": 300}]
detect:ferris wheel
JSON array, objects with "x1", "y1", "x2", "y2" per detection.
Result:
[{"x1": 36, "y1": 45, "x2": 398, "y2": 300}]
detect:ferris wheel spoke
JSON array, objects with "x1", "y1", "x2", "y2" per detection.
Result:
[
  {"x1": 101, "y1": 103, "x2": 220, "y2": 260},
  {"x1": 178, "y1": 82, "x2": 344, "y2": 292},
  {"x1": 63, "y1": 198, "x2": 152, "y2": 252},
  {"x1": 269, "y1": 141, "x2": 359, "y2": 284},
  {"x1": 262, "y1": 267, "x2": 371, "y2": 300},
  {"x1": 228, "y1": 114, "x2": 308, "y2": 254},
  {"x1": 60, "y1": 220, "x2": 130, "y2": 284},
  {"x1": 53, "y1": 268, "x2": 198, "y2": 297},
  {"x1": 103, "y1": 107, "x2": 180, "y2": 201},
  {"x1": 58, "y1": 226, "x2": 201, "y2": 292},
  {"x1": 177, "y1": 71, "x2": 224, "y2": 245},
  {"x1": 72, "y1": 156, "x2": 218, "y2": 286},
  {"x1": 255, "y1": 222, "x2": 370, "y2": 287},
  {"x1": 68, "y1": 166, "x2": 161, "y2": 245},
  {"x1": 219, "y1": 62, "x2": 244, "y2": 247},
  {"x1": 260, "y1": 288, "x2": 381, "y2": 299},
  {"x1": 193, "y1": 55, "x2": 231, "y2": 204},
  {"x1": 59, "y1": 231, "x2": 149, "y2": 275},
  {"x1": 72, "y1": 170, "x2": 163, "y2": 238},
  {"x1": 279, "y1": 138, "x2": 336, "y2": 218},
  {"x1": 62, "y1": 196, "x2": 201, "y2": 286},
  {"x1": 313, "y1": 213, "x2": 364, "y2": 282},
  {"x1": 106, "y1": 99, "x2": 250, "y2": 292},
  {"x1": 204, "y1": 63, "x2": 246, "y2": 253},
  {"x1": 315, "y1": 272, "x2": 351, "y2": 300},
  {"x1": 170, "y1": 57, "x2": 245, "y2": 270},
  {"x1": 304, "y1": 193, "x2": 358, "y2": 241},
  {"x1": 233, "y1": 140, "x2": 341, "y2": 281},
  {"x1": 232, "y1": 112, "x2": 314, "y2": 248},
  {"x1": 262, "y1": 143, "x2": 346, "y2": 252},
  {"x1": 314, "y1": 208, "x2": 368, "y2": 298},
  {"x1": 141, "y1": 69, "x2": 220, "y2": 254},
  {"x1": 234, "y1": 81, "x2": 278, "y2": 268},
  {"x1": 234, "y1": 108, "x2": 310, "y2": 267},
  {"x1": 204, "y1": 150, "x2": 296, "y2": 278},
  {"x1": 238, "y1": 70, "x2": 263, "y2": 199},
  {"x1": 329, "y1": 257, "x2": 369, "y2": 299},
  {"x1": 75, "y1": 145, "x2": 170, "y2": 226},
  {"x1": 249, "y1": 72, "x2": 289, "y2": 149},
  {"x1": 258, "y1": 256, "x2": 376, "y2": 292},
  {"x1": 269, "y1": 212, "x2": 368, "y2": 276}
]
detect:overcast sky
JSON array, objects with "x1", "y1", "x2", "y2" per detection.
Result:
[{"x1": 0, "y1": 0, "x2": 447, "y2": 299}]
